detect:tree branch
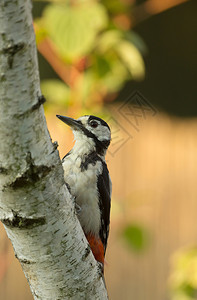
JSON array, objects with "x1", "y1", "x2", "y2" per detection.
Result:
[{"x1": 0, "y1": 1, "x2": 108, "y2": 299}]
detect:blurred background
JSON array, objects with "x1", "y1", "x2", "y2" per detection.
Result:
[{"x1": 1, "y1": 0, "x2": 197, "y2": 299}]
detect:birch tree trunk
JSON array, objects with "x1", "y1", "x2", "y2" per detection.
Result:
[{"x1": 0, "y1": 1, "x2": 108, "y2": 299}]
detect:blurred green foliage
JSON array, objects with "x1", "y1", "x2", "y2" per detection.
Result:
[
  {"x1": 170, "y1": 247, "x2": 197, "y2": 300},
  {"x1": 41, "y1": 79, "x2": 70, "y2": 107},
  {"x1": 42, "y1": 2, "x2": 108, "y2": 61},
  {"x1": 34, "y1": 0, "x2": 146, "y2": 113},
  {"x1": 121, "y1": 223, "x2": 149, "y2": 253}
]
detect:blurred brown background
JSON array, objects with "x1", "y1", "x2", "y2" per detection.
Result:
[
  {"x1": 1, "y1": 0, "x2": 197, "y2": 299},
  {"x1": 1, "y1": 112, "x2": 197, "y2": 299}
]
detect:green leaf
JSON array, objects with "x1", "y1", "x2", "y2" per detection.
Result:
[
  {"x1": 94, "y1": 55, "x2": 111, "y2": 77},
  {"x1": 41, "y1": 79, "x2": 70, "y2": 106},
  {"x1": 116, "y1": 41, "x2": 145, "y2": 80},
  {"x1": 42, "y1": 2, "x2": 108, "y2": 61},
  {"x1": 99, "y1": 59, "x2": 128, "y2": 93},
  {"x1": 96, "y1": 30, "x2": 123, "y2": 53},
  {"x1": 74, "y1": 70, "x2": 96, "y2": 102},
  {"x1": 121, "y1": 224, "x2": 149, "y2": 252},
  {"x1": 101, "y1": 0, "x2": 129, "y2": 14},
  {"x1": 170, "y1": 247, "x2": 197, "y2": 299},
  {"x1": 182, "y1": 284, "x2": 197, "y2": 298},
  {"x1": 125, "y1": 31, "x2": 148, "y2": 55}
]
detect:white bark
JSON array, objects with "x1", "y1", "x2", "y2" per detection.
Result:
[{"x1": 0, "y1": 1, "x2": 108, "y2": 299}]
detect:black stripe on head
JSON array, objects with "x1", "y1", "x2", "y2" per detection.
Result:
[
  {"x1": 77, "y1": 119, "x2": 110, "y2": 155},
  {"x1": 88, "y1": 116, "x2": 110, "y2": 131}
]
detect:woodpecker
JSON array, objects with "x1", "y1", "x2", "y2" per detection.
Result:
[{"x1": 56, "y1": 114, "x2": 111, "y2": 270}]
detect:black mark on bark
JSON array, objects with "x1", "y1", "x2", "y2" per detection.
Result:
[
  {"x1": 0, "y1": 166, "x2": 9, "y2": 174},
  {"x1": 2, "y1": 41, "x2": 25, "y2": 68},
  {"x1": 31, "y1": 95, "x2": 46, "y2": 111},
  {"x1": 2, "y1": 211, "x2": 46, "y2": 229},
  {"x1": 82, "y1": 246, "x2": 91, "y2": 261},
  {"x1": 5, "y1": 152, "x2": 54, "y2": 189}
]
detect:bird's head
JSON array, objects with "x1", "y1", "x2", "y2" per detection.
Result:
[{"x1": 56, "y1": 115, "x2": 111, "y2": 155}]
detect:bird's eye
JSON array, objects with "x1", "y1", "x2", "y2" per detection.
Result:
[{"x1": 90, "y1": 121, "x2": 98, "y2": 128}]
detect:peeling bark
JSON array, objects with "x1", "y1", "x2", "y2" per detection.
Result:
[{"x1": 0, "y1": 1, "x2": 108, "y2": 299}]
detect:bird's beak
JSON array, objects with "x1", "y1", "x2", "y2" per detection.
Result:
[{"x1": 56, "y1": 115, "x2": 83, "y2": 131}]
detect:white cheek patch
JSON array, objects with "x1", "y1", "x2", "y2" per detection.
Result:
[
  {"x1": 72, "y1": 130, "x2": 96, "y2": 155},
  {"x1": 89, "y1": 126, "x2": 111, "y2": 142}
]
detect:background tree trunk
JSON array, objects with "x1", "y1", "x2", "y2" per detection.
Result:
[{"x1": 0, "y1": 1, "x2": 108, "y2": 299}]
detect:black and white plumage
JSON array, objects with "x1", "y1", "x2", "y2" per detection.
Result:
[{"x1": 56, "y1": 115, "x2": 112, "y2": 264}]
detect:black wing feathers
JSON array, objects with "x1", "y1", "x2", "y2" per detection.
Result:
[{"x1": 97, "y1": 162, "x2": 111, "y2": 253}]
